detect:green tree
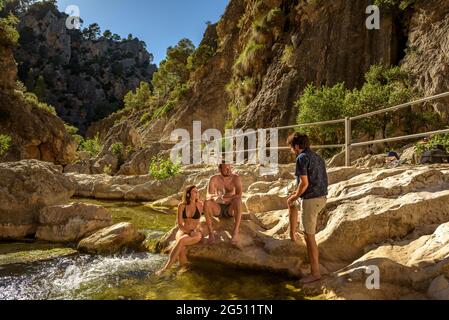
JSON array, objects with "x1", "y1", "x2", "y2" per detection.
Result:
[
  {"x1": 295, "y1": 64, "x2": 414, "y2": 149},
  {"x1": 345, "y1": 65, "x2": 412, "y2": 139},
  {"x1": 151, "y1": 38, "x2": 195, "y2": 100},
  {"x1": 296, "y1": 83, "x2": 349, "y2": 147},
  {"x1": 103, "y1": 29, "x2": 112, "y2": 39},
  {"x1": 187, "y1": 44, "x2": 216, "y2": 71},
  {"x1": 124, "y1": 81, "x2": 152, "y2": 110},
  {"x1": 82, "y1": 23, "x2": 101, "y2": 40},
  {"x1": 111, "y1": 33, "x2": 121, "y2": 41}
]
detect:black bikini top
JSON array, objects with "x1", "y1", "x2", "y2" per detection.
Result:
[{"x1": 182, "y1": 204, "x2": 201, "y2": 220}]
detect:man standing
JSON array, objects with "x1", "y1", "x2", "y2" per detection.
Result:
[
  {"x1": 204, "y1": 162, "x2": 243, "y2": 245},
  {"x1": 287, "y1": 133, "x2": 328, "y2": 284}
]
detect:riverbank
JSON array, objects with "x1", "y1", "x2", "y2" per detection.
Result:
[
  {"x1": 0, "y1": 199, "x2": 306, "y2": 300},
  {"x1": 1, "y1": 160, "x2": 449, "y2": 300}
]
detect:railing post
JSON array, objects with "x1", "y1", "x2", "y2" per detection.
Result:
[{"x1": 345, "y1": 117, "x2": 351, "y2": 167}]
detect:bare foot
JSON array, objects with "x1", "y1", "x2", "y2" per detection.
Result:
[
  {"x1": 231, "y1": 234, "x2": 239, "y2": 246},
  {"x1": 299, "y1": 274, "x2": 321, "y2": 285},
  {"x1": 290, "y1": 232, "x2": 298, "y2": 242},
  {"x1": 155, "y1": 269, "x2": 165, "y2": 277},
  {"x1": 208, "y1": 233, "x2": 216, "y2": 244},
  {"x1": 178, "y1": 266, "x2": 190, "y2": 275}
]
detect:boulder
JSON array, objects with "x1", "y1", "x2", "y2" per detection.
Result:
[
  {"x1": 319, "y1": 168, "x2": 449, "y2": 262},
  {"x1": 152, "y1": 193, "x2": 182, "y2": 208},
  {"x1": 245, "y1": 193, "x2": 287, "y2": 213},
  {"x1": 327, "y1": 167, "x2": 371, "y2": 185},
  {"x1": 77, "y1": 222, "x2": 146, "y2": 254},
  {"x1": 401, "y1": 146, "x2": 418, "y2": 165},
  {"x1": 117, "y1": 143, "x2": 173, "y2": 176},
  {"x1": 334, "y1": 222, "x2": 449, "y2": 291},
  {"x1": 68, "y1": 171, "x2": 184, "y2": 201},
  {"x1": 157, "y1": 215, "x2": 308, "y2": 277},
  {"x1": 428, "y1": 276, "x2": 449, "y2": 300},
  {"x1": 248, "y1": 181, "x2": 274, "y2": 193},
  {"x1": 91, "y1": 154, "x2": 119, "y2": 174},
  {"x1": 0, "y1": 160, "x2": 75, "y2": 239},
  {"x1": 36, "y1": 203, "x2": 112, "y2": 242}
]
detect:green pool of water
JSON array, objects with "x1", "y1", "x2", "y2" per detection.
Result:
[{"x1": 0, "y1": 199, "x2": 305, "y2": 300}]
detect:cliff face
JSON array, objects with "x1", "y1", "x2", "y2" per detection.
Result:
[
  {"x1": 0, "y1": 11, "x2": 77, "y2": 165},
  {"x1": 401, "y1": 0, "x2": 449, "y2": 120},
  {"x1": 14, "y1": 3, "x2": 156, "y2": 133},
  {"x1": 87, "y1": 0, "x2": 448, "y2": 175}
]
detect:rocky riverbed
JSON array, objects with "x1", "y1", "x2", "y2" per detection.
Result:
[{"x1": 1, "y1": 159, "x2": 449, "y2": 300}]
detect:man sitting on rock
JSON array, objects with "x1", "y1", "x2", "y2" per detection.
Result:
[
  {"x1": 287, "y1": 133, "x2": 328, "y2": 284},
  {"x1": 204, "y1": 161, "x2": 243, "y2": 245}
]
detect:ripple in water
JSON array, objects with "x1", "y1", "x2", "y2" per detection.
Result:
[{"x1": 0, "y1": 253, "x2": 165, "y2": 300}]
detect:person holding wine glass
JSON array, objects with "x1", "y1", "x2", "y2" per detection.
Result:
[{"x1": 204, "y1": 161, "x2": 243, "y2": 245}]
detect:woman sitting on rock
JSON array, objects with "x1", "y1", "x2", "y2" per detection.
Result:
[{"x1": 156, "y1": 185, "x2": 203, "y2": 275}]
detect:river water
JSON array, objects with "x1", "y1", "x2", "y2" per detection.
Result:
[{"x1": 0, "y1": 199, "x2": 305, "y2": 300}]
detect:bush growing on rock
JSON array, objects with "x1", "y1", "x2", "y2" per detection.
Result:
[
  {"x1": 415, "y1": 133, "x2": 449, "y2": 156},
  {"x1": 23, "y1": 92, "x2": 57, "y2": 116},
  {"x1": 110, "y1": 142, "x2": 124, "y2": 157},
  {"x1": 64, "y1": 123, "x2": 83, "y2": 145},
  {"x1": 149, "y1": 156, "x2": 182, "y2": 180},
  {"x1": 0, "y1": 134, "x2": 12, "y2": 156},
  {"x1": 124, "y1": 81, "x2": 152, "y2": 111},
  {"x1": 374, "y1": 0, "x2": 419, "y2": 10},
  {"x1": 79, "y1": 134, "x2": 102, "y2": 157}
]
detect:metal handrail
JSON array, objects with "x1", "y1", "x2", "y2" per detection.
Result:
[
  {"x1": 351, "y1": 91, "x2": 449, "y2": 121},
  {"x1": 176, "y1": 91, "x2": 449, "y2": 166}
]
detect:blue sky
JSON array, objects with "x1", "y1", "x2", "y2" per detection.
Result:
[{"x1": 56, "y1": 0, "x2": 229, "y2": 65}]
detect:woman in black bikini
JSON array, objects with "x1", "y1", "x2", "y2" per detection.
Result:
[{"x1": 156, "y1": 185, "x2": 203, "y2": 275}]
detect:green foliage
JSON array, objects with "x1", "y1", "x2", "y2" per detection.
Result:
[
  {"x1": 296, "y1": 64, "x2": 414, "y2": 147},
  {"x1": 187, "y1": 44, "x2": 216, "y2": 71},
  {"x1": 415, "y1": 133, "x2": 449, "y2": 156},
  {"x1": 140, "y1": 112, "x2": 151, "y2": 125},
  {"x1": 82, "y1": 23, "x2": 101, "y2": 40},
  {"x1": 374, "y1": 0, "x2": 418, "y2": 10},
  {"x1": 0, "y1": 12, "x2": 19, "y2": 46},
  {"x1": 79, "y1": 134, "x2": 102, "y2": 157},
  {"x1": 24, "y1": 92, "x2": 57, "y2": 115},
  {"x1": 110, "y1": 142, "x2": 124, "y2": 157},
  {"x1": 124, "y1": 82, "x2": 152, "y2": 110},
  {"x1": 103, "y1": 164, "x2": 112, "y2": 176},
  {"x1": 152, "y1": 38, "x2": 195, "y2": 100},
  {"x1": 64, "y1": 123, "x2": 83, "y2": 144},
  {"x1": 281, "y1": 45, "x2": 295, "y2": 67},
  {"x1": 148, "y1": 156, "x2": 182, "y2": 180},
  {"x1": 126, "y1": 145, "x2": 135, "y2": 155},
  {"x1": 103, "y1": 30, "x2": 112, "y2": 39},
  {"x1": 234, "y1": 41, "x2": 265, "y2": 73},
  {"x1": 346, "y1": 65, "x2": 412, "y2": 137},
  {"x1": 111, "y1": 34, "x2": 121, "y2": 41},
  {"x1": 296, "y1": 83, "x2": 349, "y2": 146},
  {"x1": 151, "y1": 99, "x2": 176, "y2": 120},
  {"x1": 0, "y1": 134, "x2": 12, "y2": 157},
  {"x1": 32, "y1": 75, "x2": 47, "y2": 99}
]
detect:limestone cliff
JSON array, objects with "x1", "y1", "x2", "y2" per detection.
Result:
[
  {"x1": 86, "y1": 0, "x2": 448, "y2": 175},
  {"x1": 0, "y1": 10, "x2": 77, "y2": 165},
  {"x1": 14, "y1": 2, "x2": 156, "y2": 133}
]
